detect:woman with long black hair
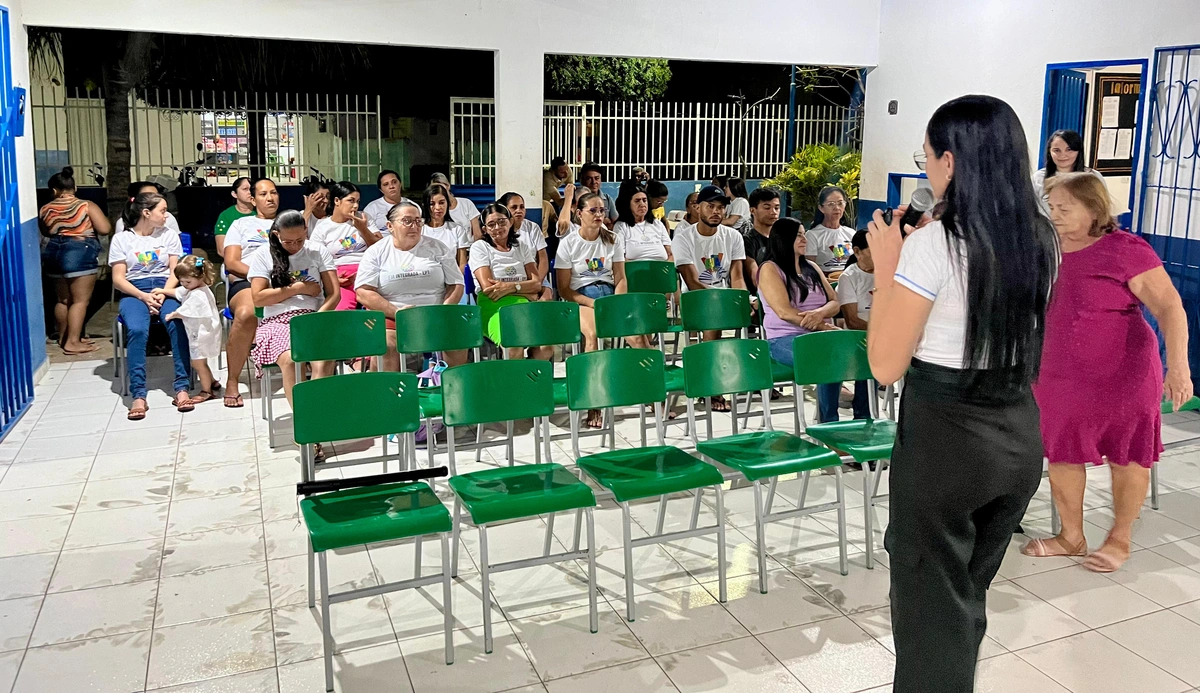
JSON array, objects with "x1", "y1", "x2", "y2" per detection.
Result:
[
  {"x1": 309, "y1": 181, "x2": 382, "y2": 310},
  {"x1": 865, "y1": 95, "x2": 1058, "y2": 693},
  {"x1": 1032, "y1": 129, "x2": 1106, "y2": 213}
]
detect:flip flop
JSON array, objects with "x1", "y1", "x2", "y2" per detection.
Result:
[
  {"x1": 1083, "y1": 545, "x2": 1129, "y2": 573},
  {"x1": 127, "y1": 400, "x2": 148, "y2": 421},
  {"x1": 174, "y1": 392, "x2": 195, "y2": 413},
  {"x1": 585, "y1": 409, "x2": 604, "y2": 429},
  {"x1": 223, "y1": 394, "x2": 244, "y2": 408},
  {"x1": 709, "y1": 396, "x2": 731, "y2": 413},
  {"x1": 1021, "y1": 536, "x2": 1088, "y2": 558},
  {"x1": 62, "y1": 344, "x2": 100, "y2": 355},
  {"x1": 189, "y1": 390, "x2": 217, "y2": 404}
]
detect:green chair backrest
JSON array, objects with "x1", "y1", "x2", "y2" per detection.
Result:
[
  {"x1": 497, "y1": 301, "x2": 582, "y2": 348},
  {"x1": 293, "y1": 371, "x2": 419, "y2": 445},
  {"x1": 682, "y1": 338, "x2": 773, "y2": 398},
  {"x1": 393, "y1": 304, "x2": 483, "y2": 354},
  {"x1": 1163, "y1": 396, "x2": 1200, "y2": 414},
  {"x1": 441, "y1": 359, "x2": 555, "y2": 427},
  {"x1": 594, "y1": 293, "x2": 669, "y2": 339},
  {"x1": 565, "y1": 348, "x2": 667, "y2": 411},
  {"x1": 791, "y1": 330, "x2": 871, "y2": 385},
  {"x1": 625, "y1": 260, "x2": 679, "y2": 294},
  {"x1": 289, "y1": 310, "x2": 387, "y2": 363},
  {"x1": 681, "y1": 289, "x2": 752, "y2": 332}
]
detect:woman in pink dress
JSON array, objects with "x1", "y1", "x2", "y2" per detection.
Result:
[{"x1": 1024, "y1": 172, "x2": 1191, "y2": 572}]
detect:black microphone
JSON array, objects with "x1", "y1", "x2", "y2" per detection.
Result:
[{"x1": 884, "y1": 187, "x2": 936, "y2": 235}]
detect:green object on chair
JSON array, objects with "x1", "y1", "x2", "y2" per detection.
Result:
[
  {"x1": 625, "y1": 260, "x2": 679, "y2": 294},
  {"x1": 393, "y1": 304, "x2": 483, "y2": 354},
  {"x1": 301, "y1": 482, "x2": 451, "y2": 553},
  {"x1": 449, "y1": 464, "x2": 596, "y2": 525},
  {"x1": 289, "y1": 310, "x2": 387, "y2": 363},
  {"x1": 594, "y1": 293, "x2": 669, "y2": 340},
  {"x1": 681, "y1": 289, "x2": 752, "y2": 333}
]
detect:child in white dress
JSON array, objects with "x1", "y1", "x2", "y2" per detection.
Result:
[{"x1": 155, "y1": 255, "x2": 223, "y2": 403}]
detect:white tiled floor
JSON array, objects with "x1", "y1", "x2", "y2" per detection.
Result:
[{"x1": 1, "y1": 356, "x2": 1200, "y2": 692}]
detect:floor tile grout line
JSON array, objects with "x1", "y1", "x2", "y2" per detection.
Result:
[
  {"x1": 138, "y1": 424, "x2": 183, "y2": 693},
  {"x1": 1009, "y1": 623, "x2": 1193, "y2": 693}
]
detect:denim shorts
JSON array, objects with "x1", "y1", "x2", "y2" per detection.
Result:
[
  {"x1": 42, "y1": 235, "x2": 101, "y2": 279},
  {"x1": 577, "y1": 282, "x2": 615, "y2": 300}
]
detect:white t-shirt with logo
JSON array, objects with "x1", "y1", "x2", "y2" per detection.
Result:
[
  {"x1": 309, "y1": 217, "x2": 370, "y2": 266},
  {"x1": 355, "y1": 236, "x2": 463, "y2": 309},
  {"x1": 362, "y1": 196, "x2": 414, "y2": 234},
  {"x1": 893, "y1": 221, "x2": 968, "y2": 369},
  {"x1": 554, "y1": 231, "x2": 626, "y2": 290},
  {"x1": 422, "y1": 222, "x2": 471, "y2": 253},
  {"x1": 806, "y1": 224, "x2": 856, "y2": 273},
  {"x1": 672, "y1": 224, "x2": 746, "y2": 288},
  {"x1": 835, "y1": 262, "x2": 875, "y2": 323},
  {"x1": 246, "y1": 241, "x2": 336, "y2": 319},
  {"x1": 517, "y1": 219, "x2": 548, "y2": 255},
  {"x1": 108, "y1": 227, "x2": 183, "y2": 282},
  {"x1": 224, "y1": 216, "x2": 275, "y2": 279},
  {"x1": 615, "y1": 219, "x2": 671, "y2": 261},
  {"x1": 468, "y1": 240, "x2": 535, "y2": 290},
  {"x1": 449, "y1": 197, "x2": 481, "y2": 233}
]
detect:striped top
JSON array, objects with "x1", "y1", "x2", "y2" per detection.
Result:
[{"x1": 39, "y1": 197, "x2": 94, "y2": 238}]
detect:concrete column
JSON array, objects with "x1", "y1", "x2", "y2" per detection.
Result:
[{"x1": 492, "y1": 43, "x2": 543, "y2": 220}]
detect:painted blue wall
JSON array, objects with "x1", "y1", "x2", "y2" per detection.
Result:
[{"x1": 21, "y1": 217, "x2": 46, "y2": 374}]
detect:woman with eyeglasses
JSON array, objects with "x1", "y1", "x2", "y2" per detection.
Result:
[
  {"x1": 356, "y1": 200, "x2": 466, "y2": 372},
  {"x1": 468, "y1": 204, "x2": 553, "y2": 360},
  {"x1": 555, "y1": 191, "x2": 632, "y2": 428},
  {"x1": 805, "y1": 186, "x2": 856, "y2": 279},
  {"x1": 308, "y1": 181, "x2": 383, "y2": 310},
  {"x1": 498, "y1": 191, "x2": 551, "y2": 296},
  {"x1": 866, "y1": 95, "x2": 1058, "y2": 692}
]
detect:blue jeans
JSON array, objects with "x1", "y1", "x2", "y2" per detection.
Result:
[
  {"x1": 767, "y1": 335, "x2": 871, "y2": 423},
  {"x1": 578, "y1": 282, "x2": 615, "y2": 300},
  {"x1": 119, "y1": 276, "x2": 191, "y2": 399}
]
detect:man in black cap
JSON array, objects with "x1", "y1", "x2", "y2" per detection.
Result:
[{"x1": 672, "y1": 184, "x2": 747, "y2": 411}]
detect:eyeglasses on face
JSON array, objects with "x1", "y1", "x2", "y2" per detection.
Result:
[
  {"x1": 393, "y1": 217, "x2": 422, "y2": 228},
  {"x1": 484, "y1": 219, "x2": 511, "y2": 230},
  {"x1": 914, "y1": 149, "x2": 928, "y2": 171},
  {"x1": 584, "y1": 207, "x2": 607, "y2": 215}
]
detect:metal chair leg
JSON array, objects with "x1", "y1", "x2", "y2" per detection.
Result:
[
  {"x1": 689, "y1": 488, "x2": 703, "y2": 530},
  {"x1": 318, "y1": 552, "x2": 334, "y2": 692},
  {"x1": 439, "y1": 532, "x2": 454, "y2": 665},
  {"x1": 835, "y1": 466, "x2": 848, "y2": 576},
  {"x1": 715, "y1": 484, "x2": 727, "y2": 603},
  {"x1": 451, "y1": 496, "x2": 462, "y2": 578},
  {"x1": 585, "y1": 507, "x2": 599, "y2": 634},
  {"x1": 863, "y1": 465, "x2": 875, "y2": 570},
  {"x1": 1150, "y1": 463, "x2": 1160, "y2": 510},
  {"x1": 307, "y1": 541, "x2": 316, "y2": 608},
  {"x1": 414, "y1": 536, "x2": 423, "y2": 579},
  {"x1": 543, "y1": 513, "x2": 555, "y2": 556},
  {"x1": 265, "y1": 369, "x2": 276, "y2": 449},
  {"x1": 753, "y1": 480, "x2": 767, "y2": 594},
  {"x1": 479, "y1": 525, "x2": 494, "y2": 654},
  {"x1": 656, "y1": 496, "x2": 668, "y2": 535},
  {"x1": 621, "y1": 502, "x2": 636, "y2": 622}
]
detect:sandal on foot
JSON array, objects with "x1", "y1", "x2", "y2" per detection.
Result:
[
  {"x1": 223, "y1": 394, "x2": 244, "y2": 408},
  {"x1": 709, "y1": 396, "x2": 731, "y2": 413},
  {"x1": 189, "y1": 390, "x2": 217, "y2": 405},
  {"x1": 1021, "y1": 536, "x2": 1087, "y2": 558},
  {"x1": 1083, "y1": 544, "x2": 1129, "y2": 573},
  {"x1": 585, "y1": 409, "x2": 604, "y2": 429},
  {"x1": 127, "y1": 400, "x2": 149, "y2": 421},
  {"x1": 313, "y1": 443, "x2": 326, "y2": 463},
  {"x1": 174, "y1": 392, "x2": 195, "y2": 413}
]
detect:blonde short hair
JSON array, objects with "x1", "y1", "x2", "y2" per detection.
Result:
[{"x1": 1044, "y1": 172, "x2": 1116, "y2": 237}]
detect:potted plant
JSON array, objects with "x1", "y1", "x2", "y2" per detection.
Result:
[{"x1": 762, "y1": 143, "x2": 861, "y2": 227}]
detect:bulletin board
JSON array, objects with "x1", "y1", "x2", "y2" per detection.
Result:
[{"x1": 1089, "y1": 74, "x2": 1140, "y2": 175}]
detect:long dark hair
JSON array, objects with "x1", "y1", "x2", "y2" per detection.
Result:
[
  {"x1": 267, "y1": 210, "x2": 307, "y2": 289},
  {"x1": 812, "y1": 185, "x2": 848, "y2": 228},
  {"x1": 122, "y1": 193, "x2": 165, "y2": 230},
  {"x1": 844, "y1": 227, "x2": 869, "y2": 267},
  {"x1": 763, "y1": 218, "x2": 823, "y2": 303},
  {"x1": 575, "y1": 191, "x2": 616, "y2": 244},
  {"x1": 927, "y1": 95, "x2": 1057, "y2": 380},
  {"x1": 479, "y1": 203, "x2": 520, "y2": 250},
  {"x1": 615, "y1": 179, "x2": 647, "y2": 226},
  {"x1": 1043, "y1": 129, "x2": 1086, "y2": 179},
  {"x1": 326, "y1": 181, "x2": 359, "y2": 216},
  {"x1": 422, "y1": 185, "x2": 450, "y2": 226}
]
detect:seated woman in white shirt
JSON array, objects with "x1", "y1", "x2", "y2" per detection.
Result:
[
  {"x1": 422, "y1": 184, "x2": 471, "y2": 271},
  {"x1": 713, "y1": 175, "x2": 751, "y2": 231},
  {"x1": 112, "y1": 182, "x2": 181, "y2": 235},
  {"x1": 805, "y1": 185, "x2": 856, "y2": 279},
  {"x1": 362, "y1": 170, "x2": 412, "y2": 234},
  {"x1": 613, "y1": 180, "x2": 672, "y2": 262},
  {"x1": 833, "y1": 228, "x2": 875, "y2": 421},
  {"x1": 355, "y1": 200, "x2": 466, "y2": 372},
  {"x1": 308, "y1": 181, "x2": 383, "y2": 310},
  {"x1": 498, "y1": 191, "x2": 551, "y2": 292},
  {"x1": 247, "y1": 210, "x2": 339, "y2": 410},
  {"x1": 469, "y1": 204, "x2": 553, "y2": 360},
  {"x1": 430, "y1": 172, "x2": 482, "y2": 241}
]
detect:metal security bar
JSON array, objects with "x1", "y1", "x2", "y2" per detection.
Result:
[
  {"x1": 450, "y1": 97, "x2": 862, "y2": 184},
  {"x1": 32, "y1": 88, "x2": 382, "y2": 186},
  {"x1": 0, "y1": 6, "x2": 35, "y2": 439}
]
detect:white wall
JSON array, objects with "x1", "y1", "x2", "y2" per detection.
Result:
[
  {"x1": 860, "y1": 0, "x2": 1200, "y2": 204},
  {"x1": 22, "y1": 0, "x2": 883, "y2": 206}
]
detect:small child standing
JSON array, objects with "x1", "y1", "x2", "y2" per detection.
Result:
[{"x1": 154, "y1": 256, "x2": 223, "y2": 403}]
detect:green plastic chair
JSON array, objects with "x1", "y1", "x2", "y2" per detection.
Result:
[
  {"x1": 274, "y1": 310, "x2": 389, "y2": 453},
  {"x1": 566, "y1": 348, "x2": 728, "y2": 621},
  {"x1": 682, "y1": 339, "x2": 847, "y2": 590},
  {"x1": 792, "y1": 330, "x2": 896, "y2": 569},
  {"x1": 680, "y1": 288, "x2": 752, "y2": 334},
  {"x1": 441, "y1": 359, "x2": 599, "y2": 654},
  {"x1": 392, "y1": 304, "x2": 484, "y2": 467},
  {"x1": 625, "y1": 260, "x2": 679, "y2": 294},
  {"x1": 294, "y1": 371, "x2": 453, "y2": 690}
]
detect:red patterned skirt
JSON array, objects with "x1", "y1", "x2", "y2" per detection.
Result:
[{"x1": 250, "y1": 309, "x2": 313, "y2": 379}]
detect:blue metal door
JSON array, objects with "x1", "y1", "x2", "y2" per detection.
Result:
[
  {"x1": 0, "y1": 5, "x2": 34, "y2": 439},
  {"x1": 1039, "y1": 69, "x2": 1088, "y2": 168},
  {"x1": 1139, "y1": 44, "x2": 1200, "y2": 382}
]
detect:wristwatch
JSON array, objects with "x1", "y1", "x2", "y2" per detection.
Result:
[{"x1": 515, "y1": 283, "x2": 522, "y2": 292}]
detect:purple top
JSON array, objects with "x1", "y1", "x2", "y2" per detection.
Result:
[{"x1": 757, "y1": 263, "x2": 828, "y2": 339}]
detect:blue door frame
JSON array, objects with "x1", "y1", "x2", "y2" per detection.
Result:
[
  {"x1": 0, "y1": 4, "x2": 34, "y2": 440},
  {"x1": 1039, "y1": 59, "x2": 1150, "y2": 221}
]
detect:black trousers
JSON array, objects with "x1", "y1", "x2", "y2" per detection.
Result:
[{"x1": 886, "y1": 360, "x2": 1043, "y2": 693}]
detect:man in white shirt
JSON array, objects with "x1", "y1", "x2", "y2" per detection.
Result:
[{"x1": 579, "y1": 161, "x2": 616, "y2": 229}]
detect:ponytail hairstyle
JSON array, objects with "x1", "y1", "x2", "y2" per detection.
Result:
[
  {"x1": 122, "y1": 192, "x2": 165, "y2": 230},
  {"x1": 763, "y1": 218, "x2": 823, "y2": 303},
  {"x1": 479, "y1": 203, "x2": 519, "y2": 250},
  {"x1": 267, "y1": 210, "x2": 308, "y2": 289},
  {"x1": 844, "y1": 228, "x2": 870, "y2": 267},
  {"x1": 174, "y1": 254, "x2": 217, "y2": 287},
  {"x1": 575, "y1": 191, "x2": 616, "y2": 244},
  {"x1": 326, "y1": 181, "x2": 359, "y2": 216},
  {"x1": 48, "y1": 166, "x2": 76, "y2": 193}
]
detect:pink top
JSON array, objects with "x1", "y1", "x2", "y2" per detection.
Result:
[{"x1": 757, "y1": 263, "x2": 829, "y2": 339}]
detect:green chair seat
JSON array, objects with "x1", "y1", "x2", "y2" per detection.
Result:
[
  {"x1": 697, "y1": 430, "x2": 842, "y2": 481},
  {"x1": 805, "y1": 419, "x2": 897, "y2": 463},
  {"x1": 770, "y1": 359, "x2": 793, "y2": 383},
  {"x1": 576, "y1": 445, "x2": 723, "y2": 503},
  {"x1": 1163, "y1": 396, "x2": 1200, "y2": 414},
  {"x1": 664, "y1": 365, "x2": 685, "y2": 392},
  {"x1": 418, "y1": 388, "x2": 443, "y2": 418},
  {"x1": 448, "y1": 463, "x2": 596, "y2": 525},
  {"x1": 301, "y1": 482, "x2": 451, "y2": 553}
]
